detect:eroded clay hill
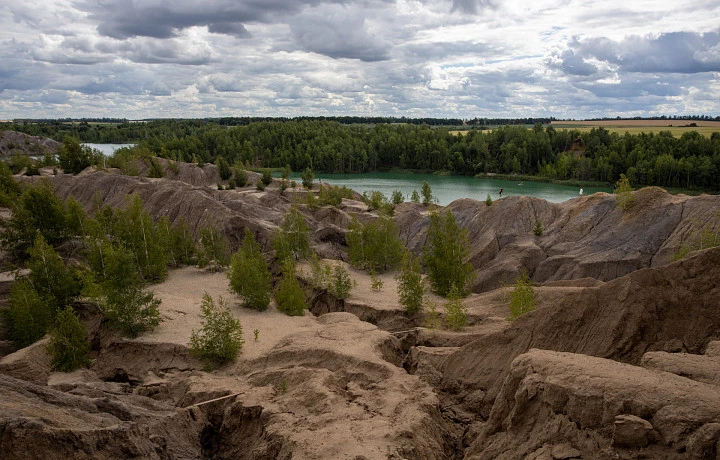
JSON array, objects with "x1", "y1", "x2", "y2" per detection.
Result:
[{"x1": 2, "y1": 161, "x2": 720, "y2": 459}]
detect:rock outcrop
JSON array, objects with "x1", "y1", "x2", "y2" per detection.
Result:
[{"x1": 0, "y1": 130, "x2": 60, "y2": 157}]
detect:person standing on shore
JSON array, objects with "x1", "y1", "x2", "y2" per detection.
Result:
[
  {"x1": 579, "y1": 188, "x2": 584, "y2": 197},
  {"x1": 499, "y1": 188, "x2": 504, "y2": 197}
]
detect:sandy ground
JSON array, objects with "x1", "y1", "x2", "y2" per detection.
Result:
[{"x1": 147, "y1": 266, "x2": 318, "y2": 361}]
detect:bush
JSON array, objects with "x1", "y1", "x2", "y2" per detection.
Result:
[
  {"x1": 89, "y1": 241, "x2": 162, "y2": 337},
  {"x1": 615, "y1": 174, "x2": 634, "y2": 210},
  {"x1": 189, "y1": 293, "x2": 244, "y2": 367},
  {"x1": 444, "y1": 286, "x2": 468, "y2": 330},
  {"x1": 485, "y1": 194, "x2": 492, "y2": 206},
  {"x1": 146, "y1": 156, "x2": 164, "y2": 178},
  {"x1": 281, "y1": 164, "x2": 292, "y2": 180},
  {"x1": 329, "y1": 264, "x2": 353, "y2": 300},
  {"x1": 228, "y1": 228, "x2": 272, "y2": 311},
  {"x1": 261, "y1": 169, "x2": 273, "y2": 186},
  {"x1": 274, "y1": 261, "x2": 307, "y2": 316},
  {"x1": 533, "y1": 221, "x2": 543, "y2": 236},
  {"x1": 272, "y1": 206, "x2": 311, "y2": 262},
  {"x1": 234, "y1": 168, "x2": 248, "y2": 187},
  {"x1": 370, "y1": 270, "x2": 383, "y2": 290},
  {"x1": 216, "y1": 157, "x2": 232, "y2": 181},
  {"x1": 421, "y1": 181, "x2": 433, "y2": 205},
  {"x1": 423, "y1": 210, "x2": 474, "y2": 297},
  {"x1": 197, "y1": 224, "x2": 231, "y2": 271},
  {"x1": 346, "y1": 217, "x2": 405, "y2": 273},
  {"x1": 508, "y1": 272, "x2": 535, "y2": 320},
  {"x1": 7, "y1": 278, "x2": 53, "y2": 348},
  {"x1": 396, "y1": 253, "x2": 425, "y2": 314},
  {"x1": 301, "y1": 167, "x2": 314, "y2": 190},
  {"x1": 58, "y1": 136, "x2": 101, "y2": 174},
  {"x1": 391, "y1": 190, "x2": 404, "y2": 205},
  {"x1": 47, "y1": 306, "x2": 90, "y2": 372},
  {"x1": 411, "y1": 190, "x2": 420, "y2": 203},
  {"x1": 27, "y1": 234, "x2": 81, "y2": 309}
]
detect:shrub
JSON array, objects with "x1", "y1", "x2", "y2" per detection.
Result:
[
  {"x1": 391, "y1": 190, "x2": 404, "y2": 205},
  {"x1": 7, "y1": 278, "x2": 53, "y2": 348},
  {"x1": 228, "y1": 228, "x2": 272, "y2": 311},
  {"x1": 423, "y1": 210, "x2": 474, "y2": 297},
  {"x1": 274, "y1": 261, "x2": 307, "y2": 316},
  {"x1": 485, "y1": 194, "x2": 492, "y2": 206},
  {"x1": 216, "y1": 157, "x2": 232, "y2": 181},
  {"x1": 421, "y1": 181, "x2": 433, "y2": 205},
  {"x1": 189, "y1": 293, "x2": 244, "y2": 367},
  {"x1": 234, "y1": 168, "x2": 248, "y2": 187},
  {"x1": 197, "y1": 225, "x2": 231, "y2": 271},
  {"x1": 27, "y1": 234, "x2": 81, "y2": 309},
  {"x1": 370, "y1": 270, "x2": 384, "y2": 290},
  {"x1": 47, "y1": 306, "x2": 90, "y2": 372},
  {"x1": 146, "y1": 156, "x2": 164, "y2": 178},
  {"x1": 329, "y1": 264, "x2": 353, "y2": 300},
  {"x1": 424, "y1": 300, "x2": 442, "y2": 330},
  {"x1": 261, "y1": 169, "x2": 273, "y2": 186},
  {"x1": 272, "y1": 206, "x2": 311, "y2": 262},
  {"x1": 444, "y1": 286, "x2": 468, "y2": 331},
  {"x1": 281, "y1": 164, "x2": 292, "y2": 180},
  {"x1": 508, "y1": 272, "x2": 535, "y2": 321},
  {"x1": 58, "y1": 136, "x2": 101, "y2": 174},
  {"x1": 301, "y1": 167, "x2": 314, "y2": 190},
  {"x1": 346, "y1": 217, "x2": 405, "y2": 273},
  {"x1": 411, "y1": 190, "x2": 420, "y2": 203},
  {"x1": 256, "y1": 181, "x2": 265, "y2": 191},
  {"x1": 89, "y1": 241, "x2": 162, "y2": 337},
  {"x1": 396, "y1": 253, "x2": 425, "y2": 314},
  {"x1": 615, "y1": 174, "x2": 634, "y2": 210},
  {"x1": 533, "y1": 221, "x2": 543, "y2": 236}
]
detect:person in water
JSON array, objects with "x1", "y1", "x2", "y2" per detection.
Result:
[
  {"x1": 579, "y1": 188, "x2": 584, "y2": 196},
  {"x1": 499, "y1": 188, "x2": 504, "y2": 197}
]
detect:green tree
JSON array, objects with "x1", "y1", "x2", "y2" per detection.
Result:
[
  {"x1": 395, "y1": 253, "x2": 425, "y2": 314},
  {"x1": 421, "y1": 181, "x2": 433, "y2": 205},
  {"x1": 27, "y1": 234, "x2": 81, "y2": 309},
  {"x1": 301, "y1": 167, "x2": 314, "y2": 190},
  {"x1": 47, "y1": 306, "x2": 90, "y2": 372},
  {"x1": 411, "y1": 190, "x2": 420, "y2": 203},
  {"x1": 272, "y1": 206, "x2": 311, "y2": 262},
  {"x1": 58, "y1": 136, "x2": 100, "y2": 174},
  {"x1": 423, "y1": 210, "x2": 473, "y2": 297},
  {"x1": 328, "y1": 264, "x2": 353, "y2": 300},
  {"x1": 485, "y1": 194, "x2": 492, "y2": 206},
  {"x1": 197, "y1": 224, "x2": 231, "y2": 271},
  {"x1": 146, "y1": 156, "x2": 164, "y2": 178},
  {"x1": 444, "y1": 286, "x2": 468, "y2": 330},
  {"x1": 508, "y1": 272, "x2": 535, "y2": 320},
  {"x1": 281, "y1": 164, "x2": 292, "y2": 180},
  {"x1": 110, "y1": 195, "x2": 169, "y2": 281},
  {"x1": 234, "y1": 168, "x2": 248, "y2": 187},
  {"x1": 1, "y1": 180, "x2": 70, "y2": 259},
  {"x1": 274, "y1": 261, "x2": 307, "y2": 316},
  {"x1": 97, "y1": 242, "x2": 162, "y2": 337},
  {"x1": 615, "y1": 173, "x2": 634, "y2": 210},
  {"x1": 261, "y1": 169, "x2": 273, "y2": 186},
  {"x1": 0, "y1": 161, "x2": 20, "y2": 207},
  {"x1": 391, "y1": 190, "x2": 404, "y2": 205},
  {"x1": 346, "y1": 217, "x2": 405, "y2": 273},
  {"x1": 216, "y1": 157, "x2": 232, "y2": 181},
  {"x1": 189, "y1": 292, "x2": 244, "y2": 367},
  {"x1": 7, "y1": 278, "x2": 53, "y2": 348},
  {"x1": 228, "y1": 228, "x2": 272, "y2": 311}
]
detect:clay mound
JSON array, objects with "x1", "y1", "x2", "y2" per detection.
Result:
[
  {"x1": 394, "y1": 188, "x2": 720, "y2": 292},
  {"x1": 441, "y1": 246, "x2": 720, "y2": 418},
  {"x1": 30, "y1": 170, "x2": 349, "y2": 255},
  {"x1": 466, "y1": 349, "x2": 720, "y2": 459},
  {"x1": 0, "y1": 130, "x2": 60, "y2": 157}
]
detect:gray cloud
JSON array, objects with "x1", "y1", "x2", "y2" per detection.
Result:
[
  {"x1": 289, "y1": 6, "x2": 390, "y2": 61},
  {"x1": 563, "y1": 31, "x2": 720, "y2": 75}
]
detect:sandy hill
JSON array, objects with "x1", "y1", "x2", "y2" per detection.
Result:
[{"x1": 1, "y1": 161, "x2": 719, "y2": 459}]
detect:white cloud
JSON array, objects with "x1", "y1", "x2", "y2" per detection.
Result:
[{"x1": 0, "y1": 0, "x2": 719, "y2": 118}]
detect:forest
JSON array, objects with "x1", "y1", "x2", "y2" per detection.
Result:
[{"x1": 4, "y1": 118, "x2": 720, "y2": 190}]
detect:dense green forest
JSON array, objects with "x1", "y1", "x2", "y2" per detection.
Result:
[{"x1": 4, "y1": 119, "x2": 720, "y2": 190}]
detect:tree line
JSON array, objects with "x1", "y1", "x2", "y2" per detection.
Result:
[{"x1": 6, "y1": 119, "x2": 720, "y2": 190}]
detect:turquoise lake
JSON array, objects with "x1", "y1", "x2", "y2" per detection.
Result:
[{"x1": 306, "y1": 172, "x2": 612, "y2": 205}]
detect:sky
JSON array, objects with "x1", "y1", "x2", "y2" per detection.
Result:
[{"x1": 1, "y1": 0, "x2": 719, "y2": 120}]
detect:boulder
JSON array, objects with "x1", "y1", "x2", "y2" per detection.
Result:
[{"x1": 613, "y1": 414, "x2": 654, "y2": 448}]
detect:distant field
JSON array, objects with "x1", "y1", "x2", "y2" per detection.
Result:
[{"x1": 551, "y1": 120, "x2": 720, "y2": 137}]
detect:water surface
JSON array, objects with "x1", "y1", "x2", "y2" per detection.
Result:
[{"x1": 307, "y1": 172, "x2": 612, "y2": 205}]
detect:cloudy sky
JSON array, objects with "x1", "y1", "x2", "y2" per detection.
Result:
[{"x1": 1, "y1": 0, "x2": 719, "y2": 120}]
